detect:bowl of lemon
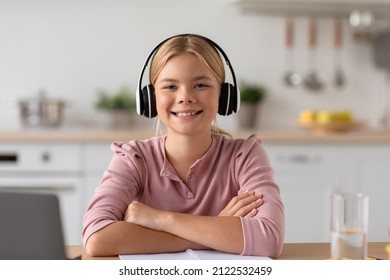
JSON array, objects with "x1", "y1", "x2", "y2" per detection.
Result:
[{"x1": 297, "y1": 109, "x2": 365, "y2": 133}]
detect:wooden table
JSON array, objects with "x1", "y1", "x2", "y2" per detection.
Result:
[
  {"x1": 67, "y1": 242, "x2": 389, "y2": 260},
  {"x1": 277, "y1": 242, "x2": 388, "y2": 260}
]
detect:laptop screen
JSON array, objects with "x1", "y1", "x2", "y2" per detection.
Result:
[{"x1": 0, "y1": 190, "x2": 66, "y2": 260}]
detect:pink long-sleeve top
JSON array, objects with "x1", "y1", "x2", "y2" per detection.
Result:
[{"x1": 82, "y1": 134, "x2": 285, "y2": 257}]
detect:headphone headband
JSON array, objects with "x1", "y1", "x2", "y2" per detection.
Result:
[{"x1": 136, "y1": 34, "x2": 240, "y2": 118}]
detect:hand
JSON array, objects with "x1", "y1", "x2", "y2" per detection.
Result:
[
  {"x1": 123, "y1": 201, "x2": 165, "y2": 231},
  {"x1": 218, "y1": 192, "x2": 263, "y2": 218}
]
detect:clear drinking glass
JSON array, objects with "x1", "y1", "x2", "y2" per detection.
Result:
[{"x1": 331, "y1": 192, "x2": 369, "y2": 260}]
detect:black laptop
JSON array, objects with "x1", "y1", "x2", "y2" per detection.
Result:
[{"x1": 0, "y1": 190, "x2": 67, "y2": 260}]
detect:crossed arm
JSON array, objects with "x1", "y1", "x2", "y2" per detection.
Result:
[{"x1": 85, "y1": 192, "x2": 262, "y2": 257}]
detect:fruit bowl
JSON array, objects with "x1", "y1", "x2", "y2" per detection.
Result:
[
  {"x1": 297, "y1": 109, "x2": 365, "y2": 133},
  {"x1": 297, "y1": 120, "x2": 365, "y2": 133}
]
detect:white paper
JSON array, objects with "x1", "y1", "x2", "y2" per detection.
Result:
[{"x1": 119, "y1": 249, "x2": 271, "y2": 260}]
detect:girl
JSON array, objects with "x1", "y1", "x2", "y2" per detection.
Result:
[{"x1": 82, "y1": 34, "x2": 284, "y2": 258}]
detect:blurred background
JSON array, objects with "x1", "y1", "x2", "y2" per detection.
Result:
[
  {"x1": 1, "y1": 0, "x2": 390, "y2": 247},
  {"x1": 1, "y1": 0, "x2": 390, "y2": 130}
]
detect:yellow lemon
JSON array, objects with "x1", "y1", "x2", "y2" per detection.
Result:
[
  {"x1": 316, "y1": 110, "x2": 334, "y2": 125},
  {"x1": 299, "y1": 109, "x2": 317, "y2": 124}
]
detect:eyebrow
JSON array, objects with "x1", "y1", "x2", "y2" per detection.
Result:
[{"x1": 157, "y1": 75, "x2": 213, "y2": 84}]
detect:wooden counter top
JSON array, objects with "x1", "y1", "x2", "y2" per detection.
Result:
[
  {"x1": 1, "y1": 126, "x2": 390, "y2": 144},
  {"x1": 66, "y1": 242, "x2": 389, "y2": 260}
]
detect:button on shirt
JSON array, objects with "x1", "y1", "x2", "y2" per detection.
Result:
[{"x1": 82, "y1": 134, "x2": 285, "y2": 257}]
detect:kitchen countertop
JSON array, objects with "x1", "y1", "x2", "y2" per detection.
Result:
[
  {"x1": 66, "y1": 242, "x2": 389, "y2": 260},
  {"x1": 2, "y1": 126, "x2": 390, "y2": 144}
]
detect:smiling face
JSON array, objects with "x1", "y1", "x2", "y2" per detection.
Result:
[{"x1": 154, "y1": 53, "x2": 220, "y2": 137}]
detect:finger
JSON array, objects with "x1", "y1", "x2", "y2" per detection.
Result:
[
  {"x1": 233, "y1": 198, "x2": 263, "y2": 217},
  {"x1": 228, "y1": 194, "x2": 262, "y2": 216},
  {"x1": 223, "y1": 192, "x2": 255, "y2": 211},
  {"x1": 245, "y1": 208, "x2": 258, "y2": 218},
  {"x1": 219, "y1": 192, "x2": 255, "y2": 216}
]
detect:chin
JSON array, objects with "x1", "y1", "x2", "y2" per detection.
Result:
[{"x1": 169, "y1": 126, "x2": 211, "y2": 137}]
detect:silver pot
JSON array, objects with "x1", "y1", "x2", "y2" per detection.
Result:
[{"x1": 19, "y1": 91, "x2": 66, "y2": 127}]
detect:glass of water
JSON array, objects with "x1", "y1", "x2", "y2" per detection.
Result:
[{"x1": 331, "y1": 192, "x2": 369, "y2": 260}]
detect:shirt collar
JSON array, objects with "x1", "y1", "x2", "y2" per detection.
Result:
[{"x1": 159, "y1": 134, "x2": 219, "y2": 180}]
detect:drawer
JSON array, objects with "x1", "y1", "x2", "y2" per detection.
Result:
[
  {"x1": 264, "y1": 144, "x2": 342, "y2": 175},
  {"x1": 0, "y1": 144, "x2": 82, "y2": 172}
]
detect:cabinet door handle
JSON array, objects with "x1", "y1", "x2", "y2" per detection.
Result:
[{"x1": 278, "y1": 154, "x2": 322, "y2": 164}]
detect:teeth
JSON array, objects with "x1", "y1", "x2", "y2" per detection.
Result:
[{"x1": 176, "y1": 112, "x2": 198, "y2": 117}]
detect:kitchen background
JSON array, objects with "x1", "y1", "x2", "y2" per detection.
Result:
[
  {"x1": 1, "y1": 0, "x2": 390, "y2": 247},
  {"x1": 1, "y1": 0, "x2": 390, "y2": 131}
]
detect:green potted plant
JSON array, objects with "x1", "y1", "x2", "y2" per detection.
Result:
[
  {"x1": 238, "y1": 81, "x2": 267, "y2": 129},
  {"x1": 95, "y1": 86, "x2": 137, "y2": 127}
]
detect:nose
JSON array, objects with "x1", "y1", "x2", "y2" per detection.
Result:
[{"x1": 176, "y1": 86, "x2": 196, "y2": 104}]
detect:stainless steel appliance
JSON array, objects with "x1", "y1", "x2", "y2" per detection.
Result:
[{"x1": 18, "y1": 90, "x2": 66, "y2": 127}]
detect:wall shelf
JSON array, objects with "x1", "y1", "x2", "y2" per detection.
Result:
[{"x1": 235, "y1": 0, "x2": 390, "y2": 18}]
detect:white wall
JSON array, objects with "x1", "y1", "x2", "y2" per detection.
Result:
[{"x1": 1, "y1": 0, "x2": 389, "y2": 131}]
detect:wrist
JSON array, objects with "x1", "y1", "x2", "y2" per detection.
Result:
[{"x1": 158, "y1": 211, "x2": 176, "y2": 233}]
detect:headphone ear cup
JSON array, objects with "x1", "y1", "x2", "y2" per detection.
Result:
[
  {"x1": 218, "y1": 83, "x2": 228, "y2": 116},
  {"x1": 218, "y1": 83, "x2": 237, "y2": 116},
  {"x1": 141, "y1": 84, "x2": 158, "y2": 118}
]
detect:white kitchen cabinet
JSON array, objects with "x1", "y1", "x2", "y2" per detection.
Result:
[
  {"x1": 83, "y1": 143, "x2": 114, "y2": 211},
  {"x1": 264, "y1": 142, "x2": 390, "y2": 243},
  {"x1": 264, "y1": 144, "x2": 343, "y2": 242},
  {"x1": 341, "y1": 145, "x2": 390, "y2": 242}
]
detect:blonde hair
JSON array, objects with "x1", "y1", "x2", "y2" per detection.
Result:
[{"x1": 150, "y1": 34, "x2": 231, "y2": 138}]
